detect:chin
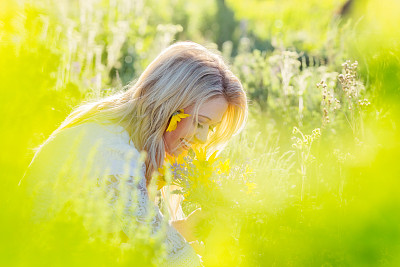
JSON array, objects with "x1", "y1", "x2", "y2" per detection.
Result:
[{"x1": 172, "y1": 147, "x2": 188, "y2": 157}]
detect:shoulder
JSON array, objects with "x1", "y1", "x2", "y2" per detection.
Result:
[
  {"x1": 66, "y1": 121, "x2": 143, "y2": 175},
  {"x1": 29, "y1": 120, "x2": 144, "y2": 179},
  {"x1": 49, "y1": 121, "x2": 137, "y2": 155},
  {"x1": 54, "y1": 121, "x2": 130, "y2": 146}
]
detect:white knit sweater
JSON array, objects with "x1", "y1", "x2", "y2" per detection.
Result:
[{"x1": 21, "y1": 121, "x2": 201, "y2": 266}]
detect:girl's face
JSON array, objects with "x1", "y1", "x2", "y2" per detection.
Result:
[{"x1": 163, "y1": 97, "x2": 228, "y2": 156}]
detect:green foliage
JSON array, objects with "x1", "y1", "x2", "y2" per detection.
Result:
[{"x1": 1, "y1": 0, "x2": 400, "y2": 266}]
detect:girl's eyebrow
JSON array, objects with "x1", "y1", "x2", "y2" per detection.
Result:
[
  {"x1": 199, "y1": 114, "x2": 222, "y2": 124},
  {"x1": 198, "y1": 114, "x2": 212, "y2": 121}
]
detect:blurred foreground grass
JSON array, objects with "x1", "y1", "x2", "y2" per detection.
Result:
[{"x1": 1, "y1": 0, "x2": 400, "y2": 266}]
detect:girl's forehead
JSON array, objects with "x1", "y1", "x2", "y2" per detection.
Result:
[
  {"x1": 183, "y1": 97, "x2": 227, "y2": 122},
  {"x1": 197, "y1": 97, "x2": 228, "y2": 123}
]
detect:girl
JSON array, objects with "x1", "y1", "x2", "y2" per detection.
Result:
[{"x1": 20, "y1": 41, "x2": 247, "y2": 266}]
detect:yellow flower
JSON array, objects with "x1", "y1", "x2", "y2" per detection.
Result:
[
  {"x1": 193, "y1": 147, "x2": 207, "y2": 161},
  {"x1": 166, "y1": 109, "x2": 191, "y2": 132},
  {"x1": 192, "y1": 147, "x2": 219, "y2": 164},
  {"x1": 245, "y1": 165, "x2": 253, "y2": 174},
  {"x1": 207, "y1": 150, "x2": 219, "y2": 165},
  {"x1": 245, "y1": 182, "x2": 256, "y2": 194},
  {"x1": 165, "y1": 153, "x2": 175, "y2": 164},
  {"x1": 175, "y1": 153, "x2": 186, "y2": 165},
  {"x1": 156, "y1": 167, "x2": 166, "y2": 190},
  {"x1": 217, "y1": 159, "x2": 230, "y2": 174}
]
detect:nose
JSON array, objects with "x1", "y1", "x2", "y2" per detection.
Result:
[{"x1": 194, "y1": 127, "x2": 208, "y2": 144}]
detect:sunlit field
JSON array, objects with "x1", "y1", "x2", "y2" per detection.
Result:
[{"x1": 1, "y1": 0, "x2": 400, "y2": 266}]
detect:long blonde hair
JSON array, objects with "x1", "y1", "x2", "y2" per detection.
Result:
[{"x1": 53, "y1": 41, "x2": 248, "y2": 184}]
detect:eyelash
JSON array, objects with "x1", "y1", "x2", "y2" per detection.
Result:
[{"x1": 197, "y1": 123, "x2": 216, "y2": 132}]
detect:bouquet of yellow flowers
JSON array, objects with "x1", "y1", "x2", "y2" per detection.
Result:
[{"x1": 156, "y1": 148, "x2": 256, "y2": 241}]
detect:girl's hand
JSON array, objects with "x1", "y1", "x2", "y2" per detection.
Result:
[
  {"x1": 185, "y1": 208, "x2": 206, "y2": 228},
  {"x1": 189, "y1": 240, "x2": 205, "y2": 255},
  {"x1": 172, "y1": 208, "x2": 206, "y2": 242}
]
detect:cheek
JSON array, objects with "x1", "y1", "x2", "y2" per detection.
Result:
[
  {"x1": 164, "y1": 130, "x2": 180, "y2": 149},
  {"x1": 173, "y1": 117, "x2": 195, "y2": 140},
  {"x1": 164, "y1": 118, "x2": 194, "y2": 146}
]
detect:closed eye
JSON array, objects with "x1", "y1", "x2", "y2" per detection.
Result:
[
  {"x1": 197, "y1": 123, "x2": 216, "y2": 132},
  {"x1": 209, "y1": 125, "x2": 216, "y2": 132}
]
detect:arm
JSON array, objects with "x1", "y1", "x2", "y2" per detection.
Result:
[
  {"x1": 171, "y1": 209, "x2": 206, "y2": 255},
  {"x1": 171, "y1": 208, "x2": 205, "y2": 242},
  {"x1": 103, "y1": 174, "x2": 201, "y2": 265}
]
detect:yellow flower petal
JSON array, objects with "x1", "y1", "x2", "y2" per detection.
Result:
[
  {"x1": 166, "y1": 110, "x2": 190, "y2": 132},
  {"x1": 246, "y1": 182, "x2": 256, "y2": 194},
  {"x1": 207, "y1": 150, "x2": 219, "y2": 165},
  {"x1": 218, "y1": 159, "x2": 230, "y2": 174},
  {"x1": 157, "y1": 177, "x2": 166, "y2": 190},
  {"x1": 156, "y1": 167, "x2": 166, "y2": 190},
  {"x1": 176, "y1": 153, "x2": 186, "y2": 165}
]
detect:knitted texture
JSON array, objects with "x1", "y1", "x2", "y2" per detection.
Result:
[{"x1": 22, "y1": 121, "x2": 201, "y2": 266}]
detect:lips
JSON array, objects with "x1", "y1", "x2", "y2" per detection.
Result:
[{"x1": 180, "y1": 138, "x2": 192, "y2": 150}]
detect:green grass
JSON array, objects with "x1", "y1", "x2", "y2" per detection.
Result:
[{"x1": 1, "y1": 0, "x2": 400, "y2": 266}]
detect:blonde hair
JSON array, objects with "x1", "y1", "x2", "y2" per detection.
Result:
[{"x1": 54, "y1": 41, "x2": 248, "y2": 184}]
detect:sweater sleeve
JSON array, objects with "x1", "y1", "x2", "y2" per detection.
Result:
[
  {"x1": 104, "y1": 174, "x2": 201, "y2": 266},
  {"x1": 23, "y1": 121, "x2": 145, "y2": 185},
  {"x1": 22, "y1": 121, "x2": 201, "y2": 266}
]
